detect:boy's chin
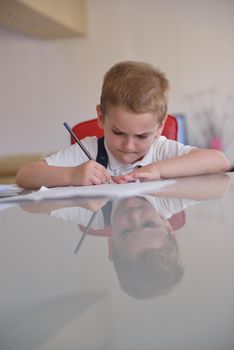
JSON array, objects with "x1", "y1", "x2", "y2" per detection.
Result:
[{"x1": 117, "y1": 154, "x2": 138, "y2": 164}]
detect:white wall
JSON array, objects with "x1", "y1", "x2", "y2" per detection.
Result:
[{"x1": 0, "y1": 0, "x2": 233, "y2": 162}]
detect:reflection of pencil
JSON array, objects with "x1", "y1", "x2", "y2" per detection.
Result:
[
  {"x1": 63, "y1": 122, "x2": 94, "y2": 160},
  {"x1": 74, "y1": 211, "x2": 98, "y2": 254}
]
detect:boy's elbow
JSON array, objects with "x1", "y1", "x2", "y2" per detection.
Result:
[
  {"x1": 16, "y1": 165, "x2": 27, "y2": 188},
  {"x1": 16, "y1": 163, "x2": 37, "y2": 188},
  {"x1": 217, "y1": 151, "x2": 230, "y2": 172},
  {"x1": 193, "y1": 149, "x2": 230, "y2": 173},
  {"x1": 16, "y1": 161, "x2": 46, "y2": 188}
]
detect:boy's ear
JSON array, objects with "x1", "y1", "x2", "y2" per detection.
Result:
[
  {"x1": 96, "y1": 105, "x2": 104, "y2": 129},
  {"x1": 157, "y1": 115, "x2": 168, "y2": 136},
  {"x1": 161, "y1": 215, "x2": 176, "y2": 238}
]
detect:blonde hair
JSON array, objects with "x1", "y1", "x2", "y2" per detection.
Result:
[{"x1": 100, "y1": 61, "x2": 169, "y2": 123}]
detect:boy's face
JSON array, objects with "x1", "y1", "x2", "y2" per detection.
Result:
[
  {"x1": 110, "y1": 197, "x2": 173, "y2": 258},
  {"x1": 97, "y1": 106, "x2": 165, "y2": 164}
]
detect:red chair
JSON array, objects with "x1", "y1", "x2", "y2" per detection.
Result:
[
  {"x1": 72, "y1": 115, "x2": 185, "y2": 238},
  {"x1": 71, "y1": 115, "x2": 178, "y2": 144}
]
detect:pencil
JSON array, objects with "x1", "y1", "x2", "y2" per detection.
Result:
[
  {"x1": 74, "y1": 211, "x2": 98, "y2": 254},
  {"x1": 63, "y1": 122, "x2": 94, "y2": 160}
]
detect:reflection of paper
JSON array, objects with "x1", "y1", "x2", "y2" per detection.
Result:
[
  {"x1": 0, "y1": 179, "x2": 176, "y2": 203},
  {"x1": 0, "y1": 203, "x2": 16, "y2": 212}
]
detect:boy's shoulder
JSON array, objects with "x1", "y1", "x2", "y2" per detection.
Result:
[
  {"x1": 81, "y1": 135, "x2": 98, "y2": 145},
  {"x1": 150, "y1": 136, "x2": 194, "y2": 161},
  {"x1": 75, "y1": 135, "x2": 99, "y2": 158},
  {"x1": 45, "y1": 136, "x2": 98, "y2": 167}
]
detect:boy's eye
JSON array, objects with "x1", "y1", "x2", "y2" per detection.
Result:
[
  {"x1": 112, "y1": 129, "x2": 149, "y2": 139},
  {"x1": 137, "y1": 134, "x2": 148, "y2": 139},
  {"x1": 112, "y1": 130, "x2": 124, "y2": 135},
  {"x1": 120, "y1": 227, "x2": 134, "y2": 237}
]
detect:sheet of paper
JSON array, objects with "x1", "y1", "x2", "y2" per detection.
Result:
[
  {"x1": 0, "y1": 184, "x2": 24, "y2": 197},
  {"x1": 0, "y1": 179, "x2": 176, "y2": 203}
]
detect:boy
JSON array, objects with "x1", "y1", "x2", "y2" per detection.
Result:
[{"x1": 16, "y1": 61, "x2": 230, "y2": 189}]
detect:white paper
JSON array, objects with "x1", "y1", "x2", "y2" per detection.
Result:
[
  {"x1": 0, "y1": 184, "x2": 24, "y2": 197},
  {"x1": 0, "y1": 179, "x2": 176, "y2": 203}
]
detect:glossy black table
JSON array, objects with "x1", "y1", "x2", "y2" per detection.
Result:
[{"x1": 0, "y1": 173, "x2": 233, "y2": 350}]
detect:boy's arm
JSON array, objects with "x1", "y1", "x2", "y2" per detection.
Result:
[
  {"x1": 16, "y1": 161, "x2": 74, "y2": 189},
  {"x1": 16, "y1": 160, "x2": 111, "y2": 189},
  {"x1": 153, "y1": 149, "x2": 230, "y2": 178},
  {"x1": 114, "y1": 149, "x2": 230, "y2": 183}
]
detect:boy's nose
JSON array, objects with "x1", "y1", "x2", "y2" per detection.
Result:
[{"x1": 122, "y1": 137, "x2": 135, "y2": 152}]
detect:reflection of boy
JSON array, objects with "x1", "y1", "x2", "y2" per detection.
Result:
[
  {"x1": 49, "y1": 195, "x2": 187, "y2": 299},
  {"x1": 20, "y1": 173, "x2": 231, "y2": 299},
  {"x1": 108, "y1": 197, "x2": 184, "y2": 299}
]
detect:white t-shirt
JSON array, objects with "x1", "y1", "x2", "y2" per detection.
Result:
[
  {"x1": 45, "y1": 136, "x2": 194, "y2": 176},
  {"x1": 50, "y1": 196, "x2": 196, "y2": 228},
  {"x1": 50, "y1": 206, "x2": 105, "y2": 229}
]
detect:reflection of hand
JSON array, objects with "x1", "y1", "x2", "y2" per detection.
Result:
[
  {"x1": 20, "y1": 197, "x2": 109, "y2": 214},
  {"x1": 113, "y1": 164, "x2": 161, "y2": 184},
  {"x1": 78, "y1": 198, "x2": 109, "y2": 211},
  {"x1": 71, "y1": 160, "x2": 112, "y2": 186},
  {"x1": 151, "y1": 173, "x2": 231, "y2": 200}
]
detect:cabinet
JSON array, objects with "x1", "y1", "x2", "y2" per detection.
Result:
[{"x1": 0, "y1": 0, "x2": 86, "y2": 39}]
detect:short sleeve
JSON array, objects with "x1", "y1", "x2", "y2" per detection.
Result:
[
  {"x1": 45, "y1": 136, "x2": 98, "y2": 167},
  {"x1": 152, "y1": 136, "x2": 196, "y2": 161},
  {"x1": 145, "y1": 195, "x2": 197, "y2": 219},
  {"x1": 50, "y1": 207, "x2": 105, "y2": 228}
]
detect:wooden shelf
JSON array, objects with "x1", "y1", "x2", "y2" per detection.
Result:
[{"x1": 0, "y1": 0, "x2": 86, "y2": 39}]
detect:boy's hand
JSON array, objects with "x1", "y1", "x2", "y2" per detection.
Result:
[
  {"x1": 70, "y1": 160, "x2": 112, "y2": 186},
  {"x1": 113, "y1": 164, "x2": 161, "y2": 183}
]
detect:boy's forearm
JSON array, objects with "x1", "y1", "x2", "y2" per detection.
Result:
[
  {"x1": 157, "y1": 149, "x2": 230, "y2": 178},
  {"x1": 16, "y1": 161, "x2": 74, "y2": 189},
  {"x1": 109, "y1": 149, "x2": 230, "y2": 184}
]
